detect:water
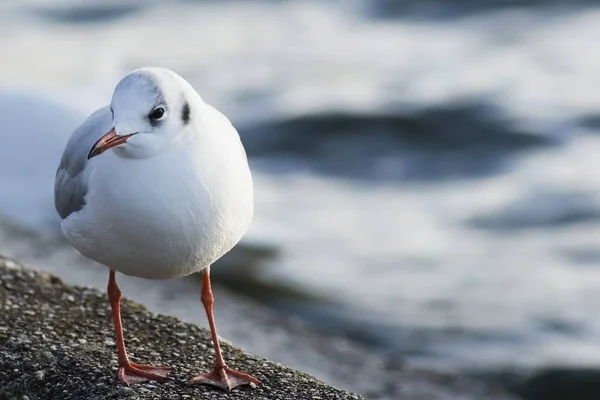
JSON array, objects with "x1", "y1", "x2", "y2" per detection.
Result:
[{"x1": 2, "y1": 0, "x2": 600, "y2": 382}]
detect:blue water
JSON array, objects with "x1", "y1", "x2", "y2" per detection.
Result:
[{"x1": 2, "y1": 0, "x2": 600, "y2": 380}]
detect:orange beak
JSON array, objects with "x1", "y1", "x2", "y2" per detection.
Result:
[{"x1": 88, "y1": 128, "x2": 136, "y2": 159}]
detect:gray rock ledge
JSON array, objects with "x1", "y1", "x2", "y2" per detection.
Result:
[{"x1": 0, "y1": 256, "x2": 363, "y2": 400}]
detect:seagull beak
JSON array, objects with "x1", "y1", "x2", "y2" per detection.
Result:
[{"x1": 88, "y1": 128, "x2": 136, "y2": 159}]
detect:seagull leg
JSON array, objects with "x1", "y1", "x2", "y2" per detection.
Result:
[
  {"x1": 108, "y1": 270, "x2": 173, "y2": 386},
  {"x1": 190, "y1": 267, "x2": 262, "y2": 391}
]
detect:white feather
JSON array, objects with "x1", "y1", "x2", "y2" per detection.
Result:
[{"x1": 58, "y1": 68, "x2": 253, "y2": 279}]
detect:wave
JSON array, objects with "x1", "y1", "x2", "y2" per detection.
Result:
[
  {"x1": 360, "y1": 0, "x2": 600, "y2": 19},
  {"x1": 242, "y1": 102, "x2": 555, "y2": 182},
  {"x1": 467, "y1": 191, "x2": 600, "y2": 231},
  {"x1": 30, "y1": 2, "x2": 145, "y2": 24}
]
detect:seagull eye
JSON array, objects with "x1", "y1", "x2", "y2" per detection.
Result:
[{"x1": 149, "y1": 107, "x2": 166, "y2": 121}]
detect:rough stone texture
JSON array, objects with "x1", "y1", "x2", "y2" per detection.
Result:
[
  {"x1": 0, "y1": 220, "x2": 520, "y2": 400},
  {"x1": 0, "y1": 257, "x2": 362, "y2": 400}
]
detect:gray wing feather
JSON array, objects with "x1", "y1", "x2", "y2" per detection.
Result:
[{"x1": 54, "y1": 106, "x2": 112, "y2": 219}]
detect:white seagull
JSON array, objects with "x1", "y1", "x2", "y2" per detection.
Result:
[{"x1": 54, "y1": 67, "x2": 260, "y2": 391}]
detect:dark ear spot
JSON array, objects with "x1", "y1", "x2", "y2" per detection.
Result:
[{"x1": 181, "y1": 101, "x2": 190, "y2": 125}]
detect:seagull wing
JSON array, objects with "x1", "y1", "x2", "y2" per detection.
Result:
[{"x1": 54, "y1": 106, "x2": 112, "y2": 220}]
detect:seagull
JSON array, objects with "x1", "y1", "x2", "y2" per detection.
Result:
[{"x1": 54, "y1": 67, "x2": 260, "y2": 391}]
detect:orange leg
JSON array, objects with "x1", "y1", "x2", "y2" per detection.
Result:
[
  {"x1": 108, "y1": 270, "x2": 173, "y2": 386},
  {"x1": 190, "y1": 267, "x2": 261, "y2": 391}
]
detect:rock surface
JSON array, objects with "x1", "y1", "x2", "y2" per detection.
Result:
[
  {"x1": 0, "y1": 257, "x2": 362, "y2": 400},
  {"x1": 0, "y1": 219, "x2": 519, "y2": 400}
]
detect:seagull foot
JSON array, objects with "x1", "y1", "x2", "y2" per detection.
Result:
[
  {"x1": 118, "y1": 362, "x2": 173, "y2": 386},
  {"x1": 190, "y1": 365, "x2": 261, "y2": 392}
]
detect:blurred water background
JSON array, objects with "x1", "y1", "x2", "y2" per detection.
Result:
[{"x1": 2, "y1": 0, "x2": 600, "y2": 397}]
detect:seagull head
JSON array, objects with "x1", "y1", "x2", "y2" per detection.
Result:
[{"x1": 88, "y1": 67, "x2": 196, "y2": 160}]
